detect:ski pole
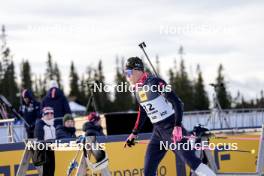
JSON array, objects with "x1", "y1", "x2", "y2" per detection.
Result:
[{"x1": 138, "y1": 42, "x2": 159, "y2": 77}]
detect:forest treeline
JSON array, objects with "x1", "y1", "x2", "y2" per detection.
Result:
[{"x1": 1, "y1": 25, "x2": 263, "y2": 112}]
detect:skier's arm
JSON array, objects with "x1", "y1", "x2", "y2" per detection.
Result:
[
  {"x1": 163, "y1": 90, "x2": 183, "y2": 126},
  {"x1": 152, "y1": 78, "x2": 184, "y2": 126},
  {"x1": 132, "y1": 105, "x2": 147, "y2": 135},
  {"x1": 125, "y1": 106, "x2": 147, "y2": 148}
]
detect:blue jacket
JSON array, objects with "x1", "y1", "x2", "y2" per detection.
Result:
[{"x1": 41, "y1": 87, "x2": 71, "y2": 118}]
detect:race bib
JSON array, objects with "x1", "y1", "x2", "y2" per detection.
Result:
[{"x1": 140, "y1": 95, "x2": 175, "y2": 123}]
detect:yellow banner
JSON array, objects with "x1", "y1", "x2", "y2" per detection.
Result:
[{"x1": 0, "y1": 133, "x2": 260, "y2": 176}]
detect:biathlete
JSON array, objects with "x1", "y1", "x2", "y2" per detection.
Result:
[{"x1": 124, "y1": 57, "x2": 216, "y2": 176}]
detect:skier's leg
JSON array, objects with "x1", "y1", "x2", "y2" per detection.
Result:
[
  {"x1": 174, "y1": 141, "x2": 216, "y2": 176},
  {"x1": 144, "y1": 127, "x2": 167, "y2": 176},
  {"x1": 158, "y1": 120, "x2": 216, "y2": 176},
  {"x1": 194, "y1": 163, "x2": 216, "y2": 176}
]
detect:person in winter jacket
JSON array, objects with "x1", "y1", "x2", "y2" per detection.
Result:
[
  {"x1": 34, "y1": 107, "x2": 56, "y2": 176},
  {"x1": 82, "y1": 112, "x2": 104, "y2": 136},
  {"x1": 56, "y1": 114, "x2": 76, "y2": 139},
  {"x1": 19, "y1": 89, "x2": 41, "y2": 138},
  {"x1": 41, "y1": 80, "x2": 71, "y2": 127}
]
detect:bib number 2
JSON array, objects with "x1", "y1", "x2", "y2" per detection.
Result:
[{"x1": 143, "y1": 103, "x2": 155, "y2": 112}]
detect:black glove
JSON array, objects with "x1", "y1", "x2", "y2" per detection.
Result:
[{"x1": 124, "y1": 133, "x2": 137, "y2": 148}]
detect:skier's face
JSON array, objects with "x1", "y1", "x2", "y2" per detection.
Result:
[{"x1": 125, "y1": 69, "x2": 143, "y2": 85}]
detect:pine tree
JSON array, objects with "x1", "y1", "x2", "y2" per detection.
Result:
[
  {"x1": 176, "y1": 59, "x2": 194, "y2": 111},
  {"x1": 20, "y1": 59, "x2": 32, "y2": 90},
  {"x1": 215, "y1": 64, "x2": 231, "y2": 109},
  {"x1": 53, "y1": 62, "x2": 62, "y2": 89},
  {"x1": 113, "y1": 57, "x2": 134, "y2": 111},
  {"x1": 69, "y1": 61, "x2": 81, "y2": 102},
  {"x1": 0, "y1": 26, "x2": 19, "y2": 107},
  {"x1": 2, "y1": 61, "x2": 19, "y2": 108},
  {"x1": 92, "y1": 60, "x2": 112, "y2": 112},
  {"x1": 85, "y1": 66, "x2": 96, "y2": 112},
  {"x1": 46, "y1": 52, "x2": 54, "y2": 80},
  {"x1": 260, "y1": 90, "x2": 264, "y2": 108},
  {"x1": 33, "y1": 75, "x2": 46, "y2": 99},
  {"x1": 45, "y1": 52, "x2": 62, "y2": 90},
  {"x1": 39, "y1": 76, "x2": 47, "y2": 98},
  {"x1": 233, "y1": 91, "x2": 241, "y2": 109},
  {"x1": 193, "y1": 65, "x2": 209, "y2": 110},
  {"x1": 256, "y1": 90, "x2": 264, "y2": 108},
  {"x1": 79, "y1": 74, "x2": 88, "y2": 105},
  {"x1": 155, "y1": 55, "x2": 160, "y2": 75},
  {"x1": 33, "y1": 75, "x2": 40, "y2": 100},
  {"x1": 168, "y1": 69, "x2": 175, "y2": 87},
  {"x1": 168, "y1": 58, "x2": 177, "y2": 90}
]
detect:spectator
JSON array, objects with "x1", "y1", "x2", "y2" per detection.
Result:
[
  {"x1": 34, "y1": 107, "x2": 56, "y2": 176},
  {"x1": 56, "y1": 114, "x2": 76, "y2": 139},
  {"x1": 82, "y1": 112, "x2": 104, "y2": 136},
  {"x1": 41, "y1": 80, "x2": 71, "y2": 127},
  {"x1": 19, "y1": 89, "x2": 41, "y2": 138}
]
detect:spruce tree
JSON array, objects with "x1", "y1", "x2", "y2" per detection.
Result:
[
  {"x1": 155, "y1": 55, "x2": 160, "y2": 75},
  {"x1": 92, "y1": 60, "x2": 111, "y2": 112},
  {"x1": 2, "y1": 61, "x2": 19, "y2": 108},
  {"x1": 215, "y1": 64, "x2": 231, "y2": 109},
  {"x1": 20, "y1": 59, "x2": 32, "y2": 90},
  {"x1": 193, "y1": 65, "x2": 209, "y2": 110},
  {"x1": 46, "y1": 52, "x2": 54, "y2": 81},
  {"x1": 79, "y1": 74, "x2": 88, "y2": 105},
  {"x1": 45, "y1": 52, "x2": 62, "y2": 90},
  {"x1": 69, "y1": 61, "x2": 81, "y2": 102},
  {"x1": 256, "y1": 90, "x2": 264, "y2": 108},
  {"x1": 53, "y1": 62, "x2": 62, "y2": 89},
  {"x1": 0, "y1": 26, "x2": 19, "y2": 107},
  {"x1": 176, "y1": 59, "x2": 194, "y2": 111},
  {"x1": 113, "y1": 57, "x2": 134, "y2": 111},
  {"x1": 33, "y1": 75, "x2": 40, "y2": 100}
]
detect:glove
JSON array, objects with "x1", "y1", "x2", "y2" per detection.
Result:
[
  {"x1": 172, "y1": 126, "x2": 182, "y2": 143},
  {"x1": 124, "y1": 133, "x2": 137, "y2": 148}
]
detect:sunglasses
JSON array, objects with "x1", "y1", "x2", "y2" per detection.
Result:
[
  {"x1": 125, "y1": 69, "x2": 133, "y2": 77},
  {"x1": 44, "y1": 112, "x2": 54, "y2": 115}
]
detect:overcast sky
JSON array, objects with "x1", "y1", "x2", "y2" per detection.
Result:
[{"x1": 0, "y1": 0, "x2": 263, "y2": 100}]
